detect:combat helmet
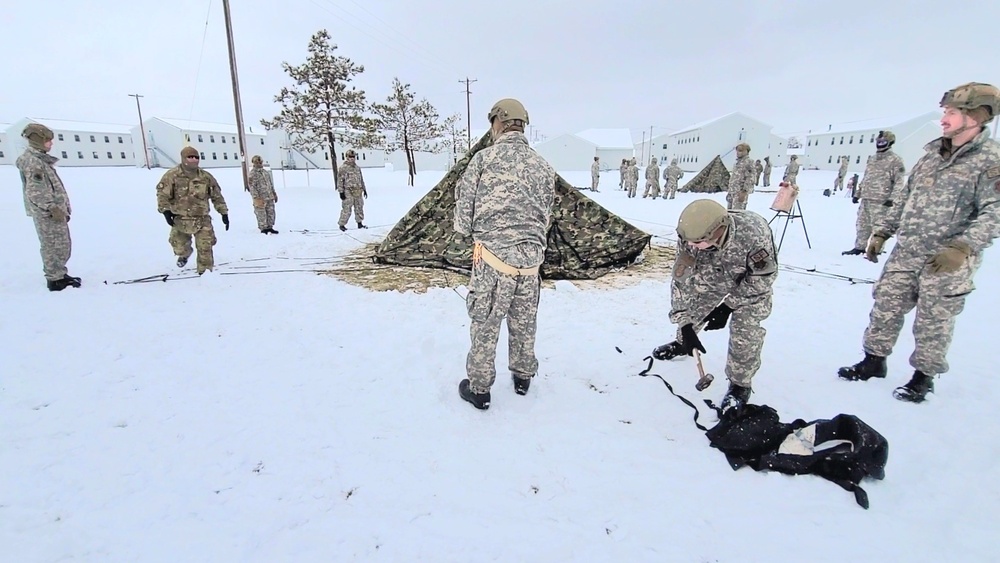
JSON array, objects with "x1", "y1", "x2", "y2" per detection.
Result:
[
  {"x1": 345, "y1": 149, "x2": 357, "y2": 158},
  {"x1": 736, "y1": 142, "x2": 750, "y2": 155},
  {"x1": 487, "y1": 98, "x2": 529, "y2": 125},
  {"x1": 251, "y1": 155, "x2": 263, "y2": 166},
  {"x1": 22, "y1": 123, "x2": 54, "y2": 142},
  {"x1": 940, "y1": 82, "x2": 1000, "y2": 123},
  {"x1": 677, "y1": 199, "x2": 730, "y2": 244}
]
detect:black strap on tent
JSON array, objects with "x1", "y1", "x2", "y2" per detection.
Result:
[{"x1": 637, "y1": 356, "x2": 720, "y2": 432}]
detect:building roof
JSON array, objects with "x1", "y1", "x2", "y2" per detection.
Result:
[
  {"x1": 28, "y1": 118, "x2": 133, "y2": 134},
  {"x1": 670, "y1": 112, "x2": 740, "y2": 135},
  {"x1": 575, "y1": 128, "x2": 633, "y2": 149},
  {"x1": 156, "y1": 117, "x2": 262, "y2": 136},
  {"x1": 806, "y1": 111, "x2": 939, "y2": 136}
]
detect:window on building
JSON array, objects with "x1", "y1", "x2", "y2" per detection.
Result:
[
  {"x1": 92, "y1": 151, "x2": 99, "y2": 159},
  {"x1": 0, "y1": 150, "x2": 3, "y2": 158},
  {"x1": 233, "y1": 153, "x2": 238, "y2": 160},
  {"x1": 200, "y1": 152, "x2": 205, "y2": 159},
  {"x1": 107, "y1": 152, "x2": 113, "y2": 159},
  {"x1": 61, "y1": 151, "x2": 68, "y2": 159},
  {"x1": 212, "y1": 152, "x2": 217, "y2": 160},
  {"x1": 118, "y1": 136, "x2": 123, "y2": 144},
  {"x1": 870, "y1": 134, "x2": 875, "y2": 142},
  {"x1": 210, "y1": 135, "x2": 215, "y2": 143},
  {"x1": 662, "y1": 144, "x2": 668, "y2": 149},
  {"x1": 198, "y1": 134, "x2": 203, "y2": 142},
  {"x1": 362, "y1": 153, "x2": 366, "y2": 160},
  {"x1": 828, "y1": 156, "x2": 832, "y2": 164},
  {"x1": 58, "y1": 134, "x2": 64, "y2": 141},
  {"x1": 74, "y1": 135, "x2": 81, "y2": 142},
  {"x1": 839, "y1": 136, "x2": 844, "y2": 144},
  {"x1": 77, "y1": 151, "x2": 83, "y2": 159},
  {"x1": 325, "y1": 152, "x2": 329, "y2": 160},
  {"x1": 830, "y1": 138, "x2": 834, "y2": 145},
  {"x1": 104, "y1": 136, "x2": 110, "y2": 143},
  {"x1": 232, "y1": 136, "x2": 236, "y2": 144},
  {"x1": 859, "y1": 135, "x2": 864, "y2": 143},
  {"x1": 185, "y1": 134, "x2": 191, "y2": 142},
  {"x1": 856, "y1": 155, "x2": 861, "y2": 164},
  {"x1": 849, "y1": 135, "x2": 853, "y2": 144},
  {"x1": 223, "y1": 153, "x2": 228, "y2": 159},
  {"x1": 260, "y1": 138, "x2": 265, "y2": 145},
  {"x1": 90, "y1": 135, "x2": 96, "y2": 142},
  {"x1": 120, "y1": 152, "x2": 126, "y2": 159},
  {"x1": 221, "y1": 136, "x2": 227, "y2": 143}
]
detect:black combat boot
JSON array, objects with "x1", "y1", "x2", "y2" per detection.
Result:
[
  {"x1": 512, "y1": 374, "x2": 531, "y2": 396},
  {"x1": 357, "y1": 222, "x2": 368, "y2": 229},
  {"x1": 62, "y1": 274, "x2": 82, "y2": 288},
  {"x1": 47, "y1": 278, "x2": 70, "y2": 292},
  {"x1": 459, "y1": 379, "x2": 490, "y2": 410},
  {"x1": 720, "y1": 383, "x2": 751, "y2": 416},
  {"x1": 838, "y1": 353, "x2": 888, "y2": 381},
  {"x1": 339, "y1": 225, "x2": 347, "y2": 232},
  {"x1": 841, "y1": 248, "x2": 864, "y2": 256},
  {"x1": 893, "y1": 371, "x2": 934, "y2": 403},
  {"x1": 261, "y1": 229, "x2": 269, "y2": 234},
  {"x1": 177, "y1": 256, "x2": 189, "y2": 267},
  {"x1": 652, "y1": 341, "x2": 686, "y2": 361},
  {"x1": 267, "y1": 228, "x2": 279, "y2": 234}
]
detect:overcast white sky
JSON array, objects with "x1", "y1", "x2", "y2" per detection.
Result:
[{"x1": 2, "y1": 0, "x2": 998, "y2": 141}]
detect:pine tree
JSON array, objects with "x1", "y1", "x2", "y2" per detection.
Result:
[
  {"x1": 261, "y1": 29, "x2": 379, "y2": 190},
  {"x1": 372, "y1": 78, "x2": 447, "y2": 186},
  {"x1": 442, "y1": 114, "x2": 467, "y2": 166}
]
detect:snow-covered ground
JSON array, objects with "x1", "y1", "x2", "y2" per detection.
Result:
[{"x1": 2, "y1": 162, "x2": 997, "y2": 562}]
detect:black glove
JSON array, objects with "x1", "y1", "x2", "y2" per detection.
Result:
[
  {"x1": 680, "y1": 324, "x2": 706, "y2": 356},
  {"x1": 339, "y1": 191, "x2": 346, "y2": 201},
  {"x1": 882, "y1": 200, "x2": 893, "y2": 207},
  {"x1": 363, "y1": 190, "x2": 368, "y2": 199},
  {"x1": 852, "y1": 197, "x2": 859, "y2": 204},
  {"x1": 163, "y1": 210, "x2": 175, "y2": 226},
  {"x1": 222, "y1": 214, "x2": 230, "y2": 231},
  {"x1": 703, "y1": 303, "x2": 733, "y2": 331}
]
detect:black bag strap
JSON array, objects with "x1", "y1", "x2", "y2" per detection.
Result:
[{"x1": 637, "y1": 356, "x2": 720, "y2": 432}]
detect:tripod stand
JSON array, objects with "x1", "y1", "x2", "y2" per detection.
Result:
[{"x1": 768, "y1": 198, "x2": 811, "y2": 254}]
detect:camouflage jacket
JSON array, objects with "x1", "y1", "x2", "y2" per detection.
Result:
[
  {"x1": 664, "y1": 164, "x2": 684, "y2": 183},
  {"x1": 619, "y1": 163, "x2": 627, "y2": 176},
  {"x1": 16, "y1": 148, "x2": 70, "y2": 218},
  {"x1": 729, "y1": 156, "x2": 755, "y2": 196},
  {"x1": 857, "y1": 149, "x2": 905, "y2": 203},
  {"x1": 876, "y1": 128, "x2": 1000, "y2": 275},
  {"x1": 591, "y1": 161, "x2": 600, "y2": 178},
  {"x1": 838, "y1": 159, "x2": 849, "y2": 178},
  {"x1": 629, "y1": 163, "x2": 639, "y2": 183},
  {"x1": 784, "y1": 161, "x2": 799, "y2": 179},
  {"x1": 670, "y1": 211, "x2": 778, "y2": 326},
  {"x1": 248, "y1": 166, "x2": 276, "y2": 201},
  {"x1": 338, "y1": 161, "x2": 366, "y2": 192},
  {"x1": 754, "y1": 161, "x2": 764, "y2": 176},
  {"x1": 455, "y1": 131, "x2": 556, "y2": 268},
  {"x1": 763, "y1": 161, "x2": 772, "y2": 177},
  {"x1": 156, "y1": 165, "x2": 229, "y2": 217},
  {"x1": 646, "y1": 162, "x2": 660, "y2": 182}
]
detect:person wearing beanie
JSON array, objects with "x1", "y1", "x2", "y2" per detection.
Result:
[
  {"x1": 155, "y1": 146, "x2": 230, "y2": 274},
  {"x1": 841, "y1": 130, "x2": 907, "y2": 256},
  {"x1": 15, "y1": 122, "x2": 81, "y2": 291},
  {"x1": 248, "y1": 155, "x2": 278, "y2": 234},
  {"x1": 838, "y1": 82, "x2": 1000, "y2": 404}
]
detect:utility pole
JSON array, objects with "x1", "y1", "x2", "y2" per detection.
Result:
[
  {"x1": 459, "y1": 77, "x2": 477, "y2": 147},
  {"x1": 128, "y1": 94, "x2": 150, "y2": 169},
  {"x1": 648, "y1": 125, "x2": 654, "y2": 162},
  {"x1": 640, "y1": 131, "x2": 646, "y2": 164},
  {"x1": 222, "y1": 0, "x2": 250, "y2": 192}
]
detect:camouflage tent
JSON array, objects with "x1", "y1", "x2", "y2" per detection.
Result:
[
  {"x1": 680, "y1": 155, "x2": 730, "y2": 194},
  {"x1": 373, "y1": 133, "x2": 651, "y2": 280}
]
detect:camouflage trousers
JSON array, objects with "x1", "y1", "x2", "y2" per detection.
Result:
[
  {"x1": 784, "y1": 173, "x2": 797, "y2": 185},
  {"x1": 627, "y1": 179, "x2": 638, "y2": 198},
  {"x1": 726, "y1": 191, "x2": 748, "y2": 210},
  {"x1": 755, "y1": 173, "x2": 762, "y2": 186},
  {"x1": 591, "y1": 175, "x2": 599, "y2": 191},
  {"x1": 643, "y1": 180, "x2": 660, "y2": 198},
  {"x1": 619, "y1": 173, "x2": 625, "y2": 189},
  {"x1": 338, "y1": 189, "x2": 365, "y2": 226},
  {"x1": 676, "y1": 296, "x2": 772, "y2": 387},
  {"x1": 762, "y1": 174, "x2": 770, "y2": 187},
  {"x1": 169, "y1": 216, "x2": 217, "y2": 274},
  {"x1": 662, "y1": 179, "x2": 678, "y2": 199},
  {"x1": 465, "y1": 259, "x2": 541, "y2": 394},
  {"x1": 863, "y1": 259, "x2": 979, "y2": 375},
  {"x1": 31, "y1": 212, "x2": 71, "y2": 281},
  {"x1": 834, "y1": 174, "x2": 845, "y2": 191},
  {"x1": 253, "y1": 200, "x2": 275, "y2": 230},
  {"x1": 854, "y1": 200, "x2": 880, "y2": 250}
]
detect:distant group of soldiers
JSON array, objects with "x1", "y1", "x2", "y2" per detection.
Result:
[{"x1": 16, "y1": 124, "x2": 369, "y2": 283}]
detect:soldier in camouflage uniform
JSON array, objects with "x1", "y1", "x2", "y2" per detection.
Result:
[
  {"x1": 652, "y1": 199, "x2": 778, "y2": 414},
  {"x1": 839, "y1": 82, "x2": 1000, "y2": 403},
  {"x1": 834, "y1": 156, "x2": 850, "y2": 191},
  {"x1": 337, "y1": 149, "x2": 368, "y2": 231},
  {"x1": 783, "y1": 155, "x2": 800, "y2": 184},
  {"x1": 591, "y1": 156, "x2": 600, "y2": 192},
  {"x1": 455, "y1": 98, "x2": 556, "y2": 410},
  {"x1": 16, "y1": 123, "x2": 81, "y2": 291},
  {"x1": 726, "y1": 143, "x2": 755, "y2": 210},
  {"x1": 841, "y1": 131, "x2": 906, "y2": 255},
  {"x1": 249, "y1": 155, "x2": 279, "y2": 234},
  {"x1": 643, "y1": 157, "x2": 661, "y2": 198},
  {"x1": 627, "y1": 158, "x2": 639, "y2": 198},
  {"x1": 619, "y1": 159, "x2": 627, "y2": 190},
  {"x1": 762, "y1": 156, "x2": 772, "y2": 187},
  {"x1": 156, "y1": 146, "x2": 230, "y2": 274},
  {"x1": 753, "y1": 159, "x2": 763, "y2": 188},
  {"x1": 662, "y1": 158, "x2": 684, "y2": 199}
]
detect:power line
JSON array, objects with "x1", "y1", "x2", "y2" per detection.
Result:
[{"x1": 188, "y1": 0, "x2": 215, "y2": 122}]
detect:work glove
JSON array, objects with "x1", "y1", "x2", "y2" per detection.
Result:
[
  {"x1": 363, "y1": 189, "x2": 368, "y2": 199},
  {"x1": 50, "y1": 207, "x2": 67, "y2": 222},
  {"x1": 339, "y1": 191, "x2": 346, "y2": 201},
  {"x1": 703, "y1": 303, "x2": 733, "y2": 331},
  {"x1": 882, "y1": 200, "x2": 893, "y2": 207},
  {"x1": 852, "y1": 197, "x2": 859, "y2": 204},
  {"x1": 928, "y1": 241, "x2": 971, "y2": 274},
  {"x1": 222, "y1": 214, "x2": 230, "y2": 231},
  {"x1": 680, "y1": 323, "x2": 706, "y2": 356},
  {"x1": 865, "y1": 234, "x2": 887, "y2": 263},
  {"x1": 273, "y1": 193, "x2": 278, "y2": 203},
  {"x1": 163, "y1": 210, "x2": 175, "y2": 226}
]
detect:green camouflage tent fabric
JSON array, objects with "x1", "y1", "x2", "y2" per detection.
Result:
[
  {"x1": 680, "y1": 155, "x2": 730, "y2": 193},
  {"x1": 373, "y1": 132, "x2": 652, "y2": 280}
]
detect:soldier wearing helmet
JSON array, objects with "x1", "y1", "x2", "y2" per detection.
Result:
[
  {"x1": 833, "y1": 156, "x2": 849, "y2": 192},
  {"x1": 727, "y1": 143, "x2": 755, "y2": 210},
  {"x1": 454, "y1": 98, "x2": 556, "y2": 410},
  {"x1": 783, "y1": 154, "x2": 800, "y2": 184},
  {"x1": 652, "y1": 199, "x2": 778, "y2": 415},
  {"x1": 626, "y1": 157, "x2": 639, "y2": 198},
  {"x1": 761, "y1": 156, "x2": 772, "y2": 188},
  {"x1": 839, "y1": 81, "x2": 1000, "y2": 404},
  {"x1": 16, "y1": 122, "x2": 81, "y2": 291},
  {"x1": 590, "y1": 156, "x2": 601, "y2": 192},
  {"x1": 643, "y1": 156, "x2": 661, "y2": 198},
  {"x1": 662, "y1": 157, "x2": 684, "y2": 199},
  {"x1": 753, "y1": 159, "x2": 763, "y2": 189},
  {"x1": 842, "y1": 130, "x2": 906, "y2": 256},
  {"x1": 619, "y1": 158, "x2": 627, "y2": 190},
  {"x1": 249, "y1": 154, "x2": 279, "y2": 234},
  {"x1": 337, "y1": 149, "x2": 368, "y2": 231}
]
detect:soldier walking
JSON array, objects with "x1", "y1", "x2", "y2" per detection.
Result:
[
  {"x1": 249, "y1": 155, "x2": 279, "y2": 234},
  {"x1": 753, "y1": 159, "x2": 763, "y2": 188},
  {"x1": 838, "y1": 82, "x2": 1000, "y2": 403},
  {"x1": 337, "y1": 149, "x2": 367, "y2": 231},
  {"x1": 762, "y1": 156, "x2": 772, "y2": 187},
  {"x1": 156, "y1": 146, "x2": 230, "y2": 275},
  {"x1": 454, "y1": 98, "x2": 556, "y2": 410},
  {"x1": 662, "y1": 158, "x2": 684, "y2": 199},
  {"x1": 619, "y1": 158, "x2": 627, "y2": 190},
  {"x1": 841, "y1": 131, "x2": 906, "y2": 255},
  {"x1": 834, "y1": 156, "x2": 849, "y2": 191},
  {"x1": 652, "y1": 199, "x2": 778, "y2": 414},
  {"x1": 783, "y1": 155, "x2": 800, "y2": 184},
  {"x1": 16, "y1": 123, "x2": 80, "y2": 291},
  {"x1": 643, "y1": 156, "x2": 660, "y2": 198},
  {"x1": 590, "y1": 156, "x2": 600, "y2": 192},
  {"x1": 726, "y1": 143, "x2": 755, "y2": 210},
  {"x1": 627, "y1": 157, "x2": 639, "y2": 198}
]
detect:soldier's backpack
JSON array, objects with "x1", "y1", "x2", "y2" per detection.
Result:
[{"x1": 823, "y1": 188, "x2": 832, "y2": 197}]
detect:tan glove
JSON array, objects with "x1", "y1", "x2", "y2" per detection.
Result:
[
  {"x1": 49, "y1": 206, "x2": 67, "y2": 222},
  {"x1": 865, "y1": 234, "x2": 887, "y2": 263},
  {"x1": 928, "y1": 241, "x2": 971, "y2": 274}
]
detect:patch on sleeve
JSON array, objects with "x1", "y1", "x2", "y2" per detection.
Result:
[
  {"x1": 673, "y1": 252, "x2": 696, "y2": 280},
  {"x1": 33, "y1": 173, "x2": 43, "y2": 181},
  {"x1": 750, "y1": 248, "x2": 771, "y2": 270},
  {"x1": 986, "y1": 166, "x2": 1000, "y2": 179},
  {"x1": 995, "y1": 180, "x2": 1000, "y2": 194}
]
